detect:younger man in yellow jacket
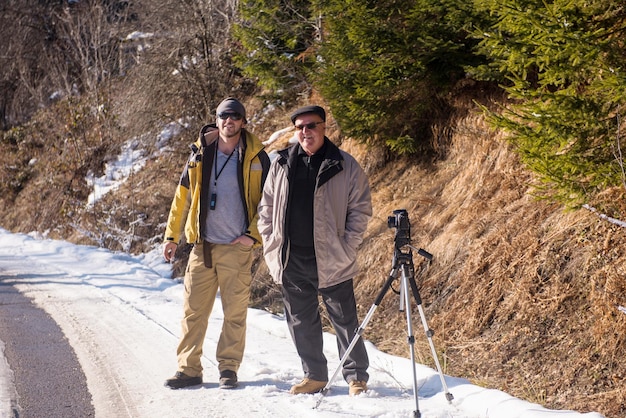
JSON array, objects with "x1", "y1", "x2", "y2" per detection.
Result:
[{"x1": 163, "y1": 98, "x2": 269, "y2": 389}]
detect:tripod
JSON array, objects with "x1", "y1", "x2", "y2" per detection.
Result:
[{"x1": 313, "y1": 236, "x2": 453, "y2": 417}]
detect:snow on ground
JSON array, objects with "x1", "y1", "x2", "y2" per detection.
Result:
[
  {"x1": 85, "y1": 120, "x2": 187, "y2": 207},
  {"x1": 0, "y1": 228, "x2": 605, "y2": 418}
]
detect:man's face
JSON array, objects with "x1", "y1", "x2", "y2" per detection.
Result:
[
  {"x1": 294, "y1": 114, "x2": 325, "y2": 155},
  {"x1": 217, "y1": 112, "x2": 244, "y2": 140}
]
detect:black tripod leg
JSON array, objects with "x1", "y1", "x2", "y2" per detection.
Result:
[{"x1": 313, "y1": 266, "x2": 399, "y2": 409}]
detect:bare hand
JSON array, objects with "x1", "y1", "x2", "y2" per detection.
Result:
[
  {"x1": 163, "y1": 242, "x2": 178, "y2": 262},
  {"x1": 231, "y1": 235, "x2": 254, "y2": 247}
]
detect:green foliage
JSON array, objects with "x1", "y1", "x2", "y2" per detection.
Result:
[
  {"x1": 316, "y1": 0, "x2": 484, "y2": 154},
  {"x1": 234, "y1": 0, "x2": 486, "y2": 154},
  {"x1": 234, "y1": 0, "x2": 626, "y2": 204},
  {"x1": 233, "y1": 0, "x2": 320, "y2": 93},
  {"x1": 473, "y1": 0, "x2": 626, "y2": 205}
]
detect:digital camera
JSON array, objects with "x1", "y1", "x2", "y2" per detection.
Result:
[{"x1": 387, "y1": 209, "x2": 411, "y2": 247}]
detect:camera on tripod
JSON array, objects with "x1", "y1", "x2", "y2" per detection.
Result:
[
  {"x1": 387, "y1": 209, "x2": 411, "y2": 248},
  {"x1": 316, "y1": 208, "x2": 451, "y2": 414}
]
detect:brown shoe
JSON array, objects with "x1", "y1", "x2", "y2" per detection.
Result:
[
  {"x1": 348, "y1": 380, "x2": 367, "y2": 396},
  {"x1": 289, "y1": 378, "x2": 328, "y2": 394}
]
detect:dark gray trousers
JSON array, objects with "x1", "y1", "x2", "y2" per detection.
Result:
[{"x1": 282, "y1": 247, "x2": 369, "y2": 383}]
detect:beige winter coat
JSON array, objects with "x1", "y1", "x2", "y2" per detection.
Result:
[{"x1": 257, "y1": 139, "x2": 372, "y2": 289}]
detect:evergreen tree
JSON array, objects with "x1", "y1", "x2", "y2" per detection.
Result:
[
  {"x1": 233, "y1": 0, "x2": 320, "y2": 95},
  {"x1": 316, "y1": 0, "x2": 483, "y2": 155},
  {"x1": 234, "y1": 0, "x2": 486, "y2": 154},
  {"x1": 473, "y1": 0, "x2": 626, "y2": 205}
]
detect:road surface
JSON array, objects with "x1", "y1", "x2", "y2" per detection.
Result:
[{"x1": 0, "y1": 279, "x2": 94, "y2": 417}]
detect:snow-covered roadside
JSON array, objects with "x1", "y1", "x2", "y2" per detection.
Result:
[
  {"x1": 0, "y1": 340, "x2": 18, "y2": 417},
  {"x1": 0, "y1": 228, "x2": 605, "y2": 418}
]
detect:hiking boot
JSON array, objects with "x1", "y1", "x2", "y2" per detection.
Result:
[
  {"x1": 349, "y1": 380, "x2": 367, "y2": 396},
  {"x1": 289, "y1": 378, "x2": 327, "y2": 394},
  {"x1": 219, "y1": 370, "x2": 238, "y2": 389},
  {"x1": 164, "y1": 371, "x2": 202, "y2": 389}
]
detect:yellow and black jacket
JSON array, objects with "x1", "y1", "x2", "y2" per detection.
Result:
[{"x1": 164, "y1": 124, "x2": 270, "y2": 247}]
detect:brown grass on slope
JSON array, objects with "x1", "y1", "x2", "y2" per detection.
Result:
[{"x1": 351, "y1": 109, "x2": 626, "y2": 417}]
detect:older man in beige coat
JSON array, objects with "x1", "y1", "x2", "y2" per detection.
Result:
[{"x1": 258, "y1": 105, "x2": 372, "y2": 396}]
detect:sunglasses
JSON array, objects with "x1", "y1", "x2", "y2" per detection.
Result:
[
  {"x1": 294, "y1": 121, "x2": 324, "y2": 131},
  {"x1": 218, "y1": 112, "x2": 243, "y2": 121}
]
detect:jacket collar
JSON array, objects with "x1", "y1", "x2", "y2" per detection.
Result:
[
  {"x1": 279, "y1": 138, "x2": 344, "y2": 186},
  {"x1": 195, "y1": 123, "x2": 265, "y2": 160},
  {"x1": 280, "y1": 137, "x2": 342, "y2": 163}
]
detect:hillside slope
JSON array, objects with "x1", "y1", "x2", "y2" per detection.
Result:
[
  {"x1": 348, "y1": 108, "x2": 626, "y2": 418},
  {"x1": 1, "y1": 95, "x2": 624, "y2": 417}
]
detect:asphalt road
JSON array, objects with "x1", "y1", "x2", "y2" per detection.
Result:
[{"x1": 0, "y1": 279, "x2": 94, "y2": 418}]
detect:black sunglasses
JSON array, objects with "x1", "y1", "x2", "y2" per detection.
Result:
[
  {"x1": 218, "y1": 112, "x2": 243, "y2": 121},
  {"x1": 294, "y1": 121, "x2": 324, "y2": 131}
]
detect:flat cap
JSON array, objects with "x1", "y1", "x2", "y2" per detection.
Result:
[{"x1": 290, "y1": 105, "x2": 326, "y2": 124}]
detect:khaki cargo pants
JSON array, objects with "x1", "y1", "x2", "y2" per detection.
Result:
[{"x1": 176, "y1": 241, "x2": 253, "y2": 377}]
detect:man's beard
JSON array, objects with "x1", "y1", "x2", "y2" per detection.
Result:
[{"x1": 222, "y1": 125, "x2": 241, "y2": 139}]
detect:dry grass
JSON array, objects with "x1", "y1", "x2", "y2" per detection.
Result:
[
  {"x1": 1, "y1": 92, "x2": 625, "y2": 417},
  {"x1": 350, "y1": 109, "x2": 626, "y2": 417}
]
